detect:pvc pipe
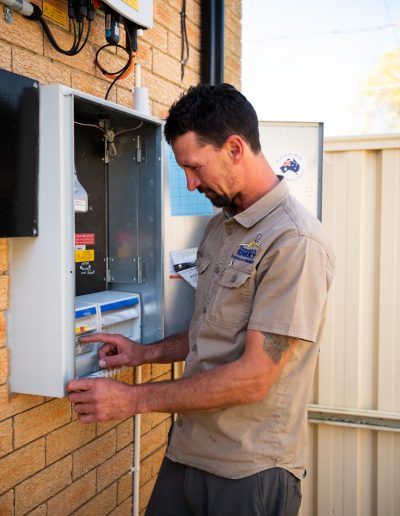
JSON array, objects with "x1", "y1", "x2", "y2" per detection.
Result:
[
  {"x1": 0, "y1": 0, "x2": 34, "y2": 17},
  {"x1": 132, "y1": 366, "x2": 142, "y2": 516}
]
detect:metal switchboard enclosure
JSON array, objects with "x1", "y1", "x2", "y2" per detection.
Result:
[{"x1": 8, "y1": 85, "x2": 163, "y2": 397}]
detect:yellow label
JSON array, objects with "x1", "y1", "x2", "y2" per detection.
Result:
[
  {"x1": 42, "y1": 1, "x2": 68, "y2": 27},
  {"x1": 75, "y1": 249, "x2": 95, "y2": 262},
  {"x1": 75, "y1": 325, "x2": 89, "y2": 334},
  {"x1": 122, "y1": 0, "x2": 139, "y2": 11}
]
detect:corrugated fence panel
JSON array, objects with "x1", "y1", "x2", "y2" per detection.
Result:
[{"x1": 300, "y1": 135, "x2": 400, "y2": 516}]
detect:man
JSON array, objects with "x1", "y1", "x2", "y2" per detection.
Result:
[{"x1": 68, "y1": 83, "x2": 335, "y2": 515}]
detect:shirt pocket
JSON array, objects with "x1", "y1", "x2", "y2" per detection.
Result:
[{"x1": 208, "y1": 267, "x2": 254, "y2": 328}]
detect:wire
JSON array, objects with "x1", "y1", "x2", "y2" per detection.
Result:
[
  {"x1": 37, "y1": 12, "x2": 91, "y2": 56},
  {"x1": 114, "y1": 122, "x2": 143, "y2": 136},
  {"x1": 74, "y1": 121, "x2": 105, "y2": 131},
  {"x1": 180, "y1": 0, "x2": 189, "y2": 81},
  {"x1": 95, "y1": 17, "x2": 135, "y2": 101}
]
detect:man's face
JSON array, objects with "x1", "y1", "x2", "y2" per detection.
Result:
[{"x1": 171, "y1": 131, "x2": 240, "y2": 208}]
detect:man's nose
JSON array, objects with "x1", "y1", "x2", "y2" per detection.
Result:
[{"x1": 185, "y1": 170, "x2": 201, "y2": 191}]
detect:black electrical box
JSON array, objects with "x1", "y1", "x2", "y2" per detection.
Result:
[{"x1": 0, "y1": 69, "x2": 39, "y2": 237}]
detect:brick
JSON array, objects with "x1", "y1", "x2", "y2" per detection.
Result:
[
  {"x1": 167, "y1": 31, "x2": 181, "y2": 60},
  {"x1": 115, "y1": 368, "x2": 133, "y2": 384},
  {"x1": 74, "y1": 483, "x2": 117, "y2": 516},
  {"x1": 43, "y1": 26, "x2": 96, "y2": 75},
  {"x1": 140, "y1": 411, "x2": 170, "y2": 436},
  {"x1": 142, "y1": 21, "x2": 168, "y2": 52},
  {"x1": 136, "y1": 39, "x2": 153, "y2": 69},
  {"x1": 0, "y1": 313, "x2": 5, "y2": 348},
  {"x1": 0, "y1": 14, "x2": 43, "y2": 55},
  {"x1": 15, "y1": 456, "x2": 71, "y2": 514},
  {"x1": 71, "y1": 70, "x2": 114, "y2": 103},
  {"x1": 154, "y1": 1, "x2": 181, "y2": 36},
  {"x1": 116, "y1": 87, "x2": 134, "y2": 110},
  {"x1": 152, "y1": 101, "x2": 169, "y2": 120},
  {"x1": 139, "y1": 364, "x2": 151, "y2": 384},
  {"x1": 117, "y1": 472, "x2": 132, "y2": 504},
  {"x1": 138, "y1": 477, "x2": 156, "y2": 513},
  {"x1": 0, "y1": 386, "x2": 44, "y2": 422},
  {"x1": 150, "y1": 364, "x2": 172, "y2": 380},
  {"x1": 0, "y1": 419, "x2": 12, "y2": 458},
  {"x1": 140, "y1": 419, "x2": 169, "y2": 461},
  {"x1": 143, "y1": 68, "x2": 182, "y2": 108},
  {"x1": 47, "y1": 470, "x2": 96, "y2": 516},
  {"x1": 153, "y1": 49, "x2": 181, "y2": 86},
  {"x1": 224, "y1": 69, "x2": 241, "y2": 91},
  {"x1": 0, "y1": 439, "x2": 45, "y2": 495},
  {"x1": 86, "y1": 13, "x2": 107, "y2": 48},
  {"x1": 0, "y1": 277, "x2": 8, "y2": 311},
  {"x1": 116, "y1": 418, "x2": 134, "y2": 451},
  {"x1": 14, "y1": 398, "x2": 71, "y2": 448},
  {"x1": 185, "y1": 19, "x2": 201, "y2": 51},
  {"x1": 0, "y1": 348, "x2": 8, "y2": 386},
  {"x1": 110, "y1": 497, "x2": 132, "y2": 516},
  {"x1": 12, "y1": 47, "x2": 71, "y2": 85},
  {"x1": 26, "y1": 503, "x2": 46, "y2": 516},
  {"x1": 97, "y1": 444, "x2": 133, "y2": 491},
  {"x1": 225, "y1": 26, "x2": 241, "y2": 58},
  {"x1": 0, "y1": 241, "x2": 7, "y2": 274},
  {"x1": 46, "y1": 419, "x2": 96, "y2": 464},
  {"x1": 225, "y1": 4, "x2": 241, "y2": 34},
  {"x1": 227, "y1": 0, "x2": 241, "y2": 18},
  {"x1": 0, "y1": 490, "x2": 14, "y2": 515},
  {"x1": 139, "y1": 444, "x2": 166, "y2": 487},
  {"x1": 96, "y1": 419, "x2": 120, "y2": 437},
  {"x1": 73, "y1": 429, "x2": 116, "y2": 479}
]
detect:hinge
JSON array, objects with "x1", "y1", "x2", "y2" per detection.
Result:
[
  {"x1": 105, "y1": 256, "x2": 111, "y2": 282},
  {"x1": 136, "y1": 256, "x2": 146, "y2": 284}
]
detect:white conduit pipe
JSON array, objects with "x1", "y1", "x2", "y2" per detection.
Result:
[
  {"x1": 132, "y1": 365, "x2": 142, "y2": 516},
  {"x1": 0, "y1": 0, "x2": 34, "y2": 17}
]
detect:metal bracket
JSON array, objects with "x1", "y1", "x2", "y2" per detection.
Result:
[{"x1": 3, "y1": 6, "x2": 13, "y2": 23}]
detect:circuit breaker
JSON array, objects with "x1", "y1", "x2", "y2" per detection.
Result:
[{"x1": 8, "y1": 85, "x2": 163, "y2": 397}]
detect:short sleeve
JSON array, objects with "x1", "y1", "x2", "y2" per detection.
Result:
[{"x1": 248, "y1": 235, "x2": 334, "y2": 342}]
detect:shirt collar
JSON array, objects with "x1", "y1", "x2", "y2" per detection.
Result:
[{"x1": 223, "y1": 176, "x2": 289, "y2": 228}]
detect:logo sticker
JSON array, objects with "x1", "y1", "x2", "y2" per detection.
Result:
[
  {"x1": 276, "y1": 152, "x2": 306, "y2": 181},
  {"x1": 231, "y1": 234, "x2": 262, "y2": 264}
]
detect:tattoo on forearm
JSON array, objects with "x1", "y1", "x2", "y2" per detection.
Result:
[{"x1": 262, "y1": 333, "x2": 293, "y2": 364}]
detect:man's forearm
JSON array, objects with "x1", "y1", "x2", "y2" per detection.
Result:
[{"x1": 143, "y1": 331, "x2": 189, "y2": 364}]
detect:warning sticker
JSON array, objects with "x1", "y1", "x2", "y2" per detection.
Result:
[
  {"x1": 42, "y1": 1, "x2": 68, "y2": 27},
  {"x1": 122, "y1": 0, "x2": 139, "y2": 11},
  {"x1": 75, "y1": 233, "x2": 95, "y2": 245},
  {"x1": 75, "y1": 250, "x2": 95, "y2": 262}
]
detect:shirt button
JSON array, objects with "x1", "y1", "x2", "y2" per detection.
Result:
[
  {"x1": 231, "y1": 274, "x2": 238, "y2": 282},
  {"x1": 177, "y1": 419, "x2": 184, "y2": 427},
  {"x1": 203, "y1": 306, "x2": 207, "y2": 313},
  {"x1": 214, "y1": 265, "x2": 220, "y2": 273},
  {"x1": 192, "y1": 344, "x2": 197, "y2": 351}
]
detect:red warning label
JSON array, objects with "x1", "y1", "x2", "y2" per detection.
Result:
[{"x1": 75, "y1": 233, "x2": 95, "y2": 245}]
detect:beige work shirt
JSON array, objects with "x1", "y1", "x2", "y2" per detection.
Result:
[{"x1": 167, "y1": 178, "x2": 335, "y2": 479}]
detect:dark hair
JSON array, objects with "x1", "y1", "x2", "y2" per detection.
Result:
[{"x1": 164, "y1": 83, "x2": 261, "y2": 154}]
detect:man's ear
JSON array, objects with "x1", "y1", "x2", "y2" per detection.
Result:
[{"x1": 225, "y1": 135, "x2": 245, "y2": 162}]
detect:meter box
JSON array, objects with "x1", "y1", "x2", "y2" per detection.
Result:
[{"x1": 8, "y1": 85, "x2": 163, "y2": 397}]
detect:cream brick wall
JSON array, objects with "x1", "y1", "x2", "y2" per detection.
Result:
[{"x1": 0, "y1": 0, "x2": 241, "y2": 514}]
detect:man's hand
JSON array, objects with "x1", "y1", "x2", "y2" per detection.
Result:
[
  {"x1": 67, "y1": 377, "x2": 136, "y2": 423},
  {"x1": 80, "y1": 333, "x2": 147, "y2": 369}
]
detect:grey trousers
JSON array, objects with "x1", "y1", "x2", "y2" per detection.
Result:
[{"x1": 145, "y1": 457, "x2": 302, "y2": 516}]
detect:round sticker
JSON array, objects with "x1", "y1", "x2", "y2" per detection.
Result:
[{"x1": 275, "y1": 152, "x2": 306, "y2": 181}]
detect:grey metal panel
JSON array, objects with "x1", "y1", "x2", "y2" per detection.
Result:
[
  {"x1": 259, "y1": 121, "x2": 324, "y2": 220},
  {"x1": 162, "y1": 142, "x2": 217, "y2": 337}
]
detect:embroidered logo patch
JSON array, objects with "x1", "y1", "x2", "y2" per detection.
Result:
[{"x1": 232, "y1": 234, "x2": 262, "y2": 264}]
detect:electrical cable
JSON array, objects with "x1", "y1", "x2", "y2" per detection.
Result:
[
  {"x1": 95, "y1": 16, "x2": 136, "y2": 101},
  {"x1": 180, "y1": 0, "x2": 189, "y2": 81}
]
